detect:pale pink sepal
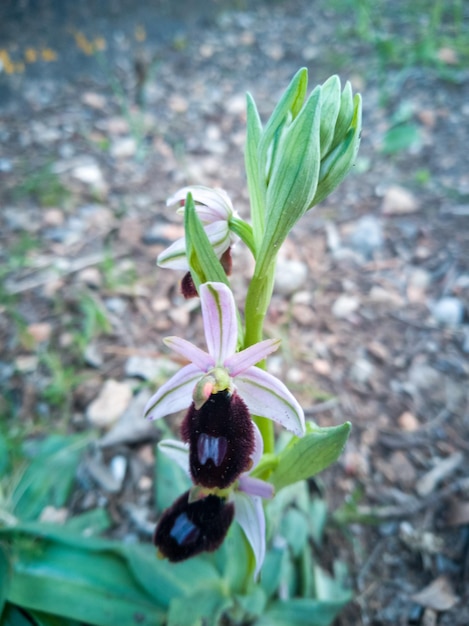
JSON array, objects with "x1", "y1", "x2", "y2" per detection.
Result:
[
  {"x1": 224, "y1": 338, "x2": 281, "y2": 377},
  {"x1": 233, "y1": 492, "x2": 266, "y2": 580},
  {"x1": 164, "y1": 337, "x2": 214, "y2": 371},
  {"x1": 235, "y1": 366, "x2": 306, "y2": 436},
  {"x1": 238, "y1": 475, "x2": 274, "y2": 500},
  {"x1": 144, "y1": 363, "x2": 200, "y2": 419},
  {"x1": 200, "y1": 282, "x2": 238, "y2": 365}
]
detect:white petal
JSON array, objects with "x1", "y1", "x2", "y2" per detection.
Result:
[
  {"x1": 144, "y1": 363, "x2": 200, "y2": 419},
  {"x1": 250, "y1": 422, "x2": 264, "y2": 468},
  {"x1": 158, "y1": 439, "x2": 190, "y2": 475},
  {"x1": 233, "y1": 492, "x2": 266, "y2": 580},
  {"x1": 235, "y1": 367, "x2": 305, "y2": 436},
  {"x1": 200, "y1": 282, "x2": 238, "y2": 365},
  {"x1": 203, "y1": 221, "x2": 232, "y2": 258},
  {"x1": 164, "y1": 337, "x2": 214, "y2": 371},
  {"x1": 224, "y1": 339, "x2": 280, "y2": 376},
  {"x1": 167, "y1": 186, "x2": 233, "y2": 222}
]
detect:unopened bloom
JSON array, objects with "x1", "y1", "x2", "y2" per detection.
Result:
[
  {"x1": 145, "y1": 281, "x2": 305, "y2": 443},
  {"x1": 158, "y1": 423, "x2": 273, "y2": 577},
  {"x1": 157, "y1": 186, "x2": 238, "y2": 271}
]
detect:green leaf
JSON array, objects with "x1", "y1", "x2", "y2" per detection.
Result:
[
  {"x1": 64, "y1": 507, "x2": 111, "y2": 535},
  {"x1": 12, "y1": 434, "x2": 91, "y2": 521},
  {"x1": 1, "y1": 603, "x2": 35, "y2": 626},
  {"x1": 184, "y1": 193, "x2": 229, "y2": 290},
  {"x1": 269, "y1": 422, "x2": 351, "y2": 492},
  {"x1": 311, "y1": 93, "x2": 362, "y2": 207},
  {"x1": 258, "y1": 68, "x2": 308, "y2": 183},
  {"x1": 381, "y1": 123, "x2": 421, "y2": 154},
  {"x1": 167, "y1": 584, "x2": 232, "y2": 626},
  {"x1": 260, "y1": 544, "x2": 286, "y2": 599},
  {"x1": 245, "y1": 93, "x2": 264, "y2": 252},
  {"x1": 257, "y1": 86, "x2": 321, "y2": 274},
  {"x1": 0, "y1": 545, "x2": 9, "y2": 616},
  {"x1": 319, "y1": 75, "x2": 341, "y2": 158},
  {"x1": 0, "y1": 433, "x2": 9, "y2": 478},
  {"x1": 29, "y1": 609, "x2": 81, "y2": 626},
  {"x1": 216, "y1": 522, "x2": 252, "y2": 594},
  {"x1": 308, "y1": 498, "x2": 329, "y2": 548},
  {"x1": 257, "y1": 595, "x2": 350, "y2": 626},
  {"x1": 279, "y1": 508, "x2": 309, "y2": 558},
  {"x1": 329, "y1": 81, "x2": 354, "y2": 153},
  {"x1": 1, "y1": 525, "x2": 166, "y2": 626}
]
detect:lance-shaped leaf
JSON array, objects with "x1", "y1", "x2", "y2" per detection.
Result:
[
  {"x1": 319, "y1": 75, "x2": 341, "y2": 158},
  {"x1": 268, "y1": 422, "x2": 351, "y2": 492},
  {"x1": 311, "y1": 91, "x2": 362, "y2": 207},
  {"x1": 257, "y1": 67, "x2": 308, "y2": 186},
  {"x1": 244, "y1": 93, "x2": 264, "y2": 253},
  {"x1": 184, "y1": 193, "x2": 230, "y2": 292},
  {"x1": 256, "y1": 86, "x2": 321, "y2": 273}
]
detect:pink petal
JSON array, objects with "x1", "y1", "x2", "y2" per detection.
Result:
[
  {"x1": 250, "y1": 422, "x2": 264, "y2": 468},
  {"x1": 164, "y1": 337, "x2": 214, "y2": 371},
  {"x1": 235, "y1": 367, "x2": 305, "y2": 436},
  {"x1": 224, "y1": 339, "x2": 280, "y2": 376},
  {"x1": 200, "y1": 282, "x2": 238, "y2": 365},
  {"x1": 238, "y1": 475, "x2": 274, "y2": 500},
  {"x1": 144, "y1": 363, "x2": 200, "y2": 420},
  {"x1": 233, "y1": 492, "x2": 266, "y2": 579}
]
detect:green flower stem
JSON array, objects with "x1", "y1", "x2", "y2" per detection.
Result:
[{"x1": 243, "y1": 261, "x2": 277, "y2": 454}]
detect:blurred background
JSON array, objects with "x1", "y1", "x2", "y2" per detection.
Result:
[{"x1": 1, "y1": 1, "x2": 468, "y2": 624}]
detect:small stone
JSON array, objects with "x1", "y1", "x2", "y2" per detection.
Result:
[
  {"x1": 368, "y1": 286, "x2": 404, "y2": 308},
  {"x1": 431, "y1": 297, "x2": 464, "y2": 327},
  {"x1": 437, "y1": 47, "x2": 458, "y2": 65},
  {"x1": 39, "y1": 506, "x2": 68, "y2": 524},
  {"x1": 286, "y1": 367, "x2": 305, "y2": 384},
  {"x1": 274, "y1": 259, "x2": 308, "y2": 296},
  {"x1": 169, "y1": 94, "x2": 189, "y2": 113},
  {"x1": 14, "y1": 355, "x2": 38, "y2": 373},
  {"x1": 87, "y1": 380, "x2": 133, "y2": 428},
  {"x1": 292, "y1": 304, "x2": 315, "y2": 326},
  {"x1": 138, "y1": 475, "x2": 152, "y2": 491},
  {"x1": 71, "y1": 160, "x2": 106, "y2": 192},
  {"x1": 110, "y1": 455, "x2": 127, "y2": 489},
  {"x1": 77, "y1": 267, "x2": 102, "y2": 288},
  {"x1": 350, "y1": 357, "x2": 374, "y2": 384},
  {"x1": 105, "y1": 297, "x2": 127, "y2": 315},
  {"x1": 125, "y1": 356, "x2": 179, "y2": 381},
  {"x1": 412, "y1": 576, "x2": 459, "y2": 611},
  {"x1": 332, "y1": 294, "x2": 359, "y2": 318},
  {"x1": 398, "y1": 411, "x2": 420, "y2": 432},
  {"x1": 42, "y1": 208, "x2": 64, "y2": 226},
  {"x1": 82, "y1": 92, "x2": 107, "y2": 109},
  {"x1": 381, "y1": 185, "x2": 419, "y2": 215},
  {"x1": 26, "y1": 322, "x2": 52, "y2": 344},
  {"x1": 110, "y1": 137, "x2": 137, "y2": 159},
  {"x1": 367, "y1": 341, "x2": 389, "y2": 362},
  {"x1": 83, "y1": 343, "x2": 103, "y2": 368},
  {"x1": 346, "y1": 215, "x2": 383, "y2": 259},
  {"x1": 312, "y1": 359, "x2": 331, "y2": 376}
]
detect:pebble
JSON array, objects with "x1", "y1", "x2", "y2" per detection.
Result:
[
  {"x1": 110, "y1": 455, "x2": 128, "y2": 489},
  {"x1": 398, "y1": 411, "x2": 420, "y2": 432},
  {"x1": 110, "y1": 137, "x2": 137, "y2": 159},
  {"x1": 368, "y1": 286, "x2": 404, "y2": 308},
  {"x1": 87, "y1": 380, "x2": 133, "y2": 428},
  {"x1": 77, "y1": 267, "x2": 102, "y2": 288},
  {"x1": 14, "y1": 355, "x2": 39, "y2": 373},
  {"x1": 381, "y1": 185, "x2": 419, "y2": 215},
  {"x1": 350, "y1": 357, "x2": 374, "y2": 384},
  {"x1": 26, "y1": 322, "x2": 52, "y2": 344},
  {"x1": 124, "y1": 356, "x2": 179, "y2": 381},
  {"x1": 332, "y1": 294, "x2": 360, "y2": 318},
  {"x1": 274, "y1": 259, "x2": 308, "y2": 296},
  {"x1": 431, "y1": 297, "x2": 464, "y2": 327},
  {"x1": 346, "y1": 215, "x2": 383, "y2": 259},
  {"x1": 83, "y1": 344, "x2": 103, "y2": 368},
  {"x1": 71, "y1": 160, "x2": 107, "y2": 193}
]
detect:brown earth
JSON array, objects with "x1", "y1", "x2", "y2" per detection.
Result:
[{"x1": 1, "y1": 1, "x2": 469, "y2": 624}]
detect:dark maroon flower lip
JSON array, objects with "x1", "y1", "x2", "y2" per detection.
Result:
[
  {"x1": 153, "y1": 490, "x2": 234, "y2": 562},
  {"x1": 181, "y1": 390, "x2": 255, "y2": 489}
]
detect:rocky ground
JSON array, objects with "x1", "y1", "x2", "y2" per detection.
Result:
[{"x1": 1, "y1": 0, "x2": 469, "y2": 624}]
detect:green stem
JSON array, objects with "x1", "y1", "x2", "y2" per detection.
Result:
[{"x1": 243, "y1": 261, "x2": 277, "y2": 454}]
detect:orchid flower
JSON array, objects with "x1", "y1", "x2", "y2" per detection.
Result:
[
  {"x1": 156, "y1": 422, "x2": 273, "y2": 578},
  {"x1": 144, "y1": 282, "x2": 305, "y2": 439},
  {"x1": 157, "y1": 186, "x2": 238, "y2": 271}
]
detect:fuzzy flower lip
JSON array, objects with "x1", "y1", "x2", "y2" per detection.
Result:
[
  {"x1": 159, "y1": 422, "x2": 273, "y2": 578},
  {"x1": 144, "y1": 282, "x2": 305, "y2": 437},
  {"x1": 157, "y1": 186, "x2": 238, "y2": 271}
]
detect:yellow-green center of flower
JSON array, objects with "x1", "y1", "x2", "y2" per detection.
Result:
[{"x1": 193, "y1": 367, "x2": 232, "y2": 410}]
